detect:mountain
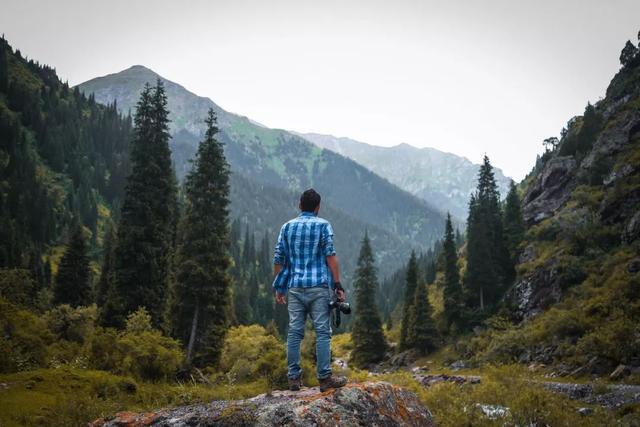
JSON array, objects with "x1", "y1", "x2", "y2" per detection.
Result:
[
  {"x1": 78, "y1": 66, "x2": 450, "y2": 274},
  {"x1": 464, "y1": 39, "x2": 640, "y2": 374},
  {"x1": 296, "y1": 133, "x2": 512, "y2": 220}
]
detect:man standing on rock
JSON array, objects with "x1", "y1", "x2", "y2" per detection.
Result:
[{"x1": 273, "y1": 189, "x2": 348, "y2": 392}]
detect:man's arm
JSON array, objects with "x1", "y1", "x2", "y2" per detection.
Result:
[
  {"x1": 273, "y1": 226, "x2": 288, "y2": 304},
  {"x1": 326, "y1": 255, "x2": 345, "y2": 302}
]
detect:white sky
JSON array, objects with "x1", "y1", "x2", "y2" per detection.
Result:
[{"x1": 2, "y1": 0, "x2": 639, "y2": 180}]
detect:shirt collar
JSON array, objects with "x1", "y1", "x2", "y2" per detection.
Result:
[{"x1": 299, "y1": 211, "x2": 317, "y2": 217}]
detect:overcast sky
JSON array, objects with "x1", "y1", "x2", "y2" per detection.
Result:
[{"x1": 2, "y1": 0, "x2": 639, "y2": 180}]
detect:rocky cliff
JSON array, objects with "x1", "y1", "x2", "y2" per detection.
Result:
[
  {"x1": 90, "y1": 382, "x2": 435, "y2": 427},
  {"x1": 511, "y1": 57, "x2": 640, "y2": 322}
]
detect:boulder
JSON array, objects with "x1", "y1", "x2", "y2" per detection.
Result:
[
  {"x1": 623, "y1": 210, "x2": 640, "y2": 243},
  {"x1": 610, "y1": 364, "x2": 631, "y2": 380},
  {"x1": 90, "y1": 382, "x2": 435, "y2": 427}
]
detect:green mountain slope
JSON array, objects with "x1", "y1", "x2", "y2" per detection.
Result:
[
  {"x1": 297, "y1": 133, "x2": 512, "y2": 220},
  {"x1": 463, "y1": 39, "x2": 640, "y2": 375},
  {"x1": 78, "y1": 66, "x2": 449, "y2": 272},
  {"x1": 0, "y1": 37, "x2": 131, "y2": 274}
]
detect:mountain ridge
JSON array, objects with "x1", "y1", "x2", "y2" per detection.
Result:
[
  {"x1": 296, "y1": 132, "x2": 512, "y2": 219},
  {"x1": 77, "y1": 65, "x2": 451, "y2": 274}
]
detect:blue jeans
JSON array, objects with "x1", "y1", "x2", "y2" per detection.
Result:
[{"x1": 287, "y1": 286, "x2": 332, "y2": 380}]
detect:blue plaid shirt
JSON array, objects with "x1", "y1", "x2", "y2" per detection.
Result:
[{"x1": 272, "y1": 211, "x2": 336, "y2": 294}]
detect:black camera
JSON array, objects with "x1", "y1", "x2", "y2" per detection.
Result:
[{"x1": 329, "y1": 290, "x2": 351, "y2": 328}]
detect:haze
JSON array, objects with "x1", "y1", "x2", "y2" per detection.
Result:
[{"x1": 1, "y1": 0, "x2": 638, "y2": 180}]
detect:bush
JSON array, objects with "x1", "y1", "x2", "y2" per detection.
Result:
[
  {"x1": 220, "y1": 325, "x2": 287, "y2": 388},
  {"x1": 84, "y1": 308, "x2": 183, "y2": 381},
  {"x1": 44, "y1": 304, "x2": 97, "y2": 343},
  {"x1": 0, "y1": 298, "x2": 53, "y2": 373},
  {"x1": 117, "y1": 329, "x2": 183, "y2": 381}
]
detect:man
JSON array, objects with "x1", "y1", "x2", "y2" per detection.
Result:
[{"x1": 273, "y1": 189, "x2": 348, "y2": 392}]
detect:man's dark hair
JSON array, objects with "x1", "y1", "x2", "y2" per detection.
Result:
[{"x1": 300, "y1": 189, "x2": 321, "y2": 212}]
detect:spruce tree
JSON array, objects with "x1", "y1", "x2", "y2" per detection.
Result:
[
  {"x1": 407, "y1": 281, "x2": 438, "y2": 355},
  {"x1": 442, "y1": 213, "x2": 463, "y2": 331},
  {"x1": 350, "y1": 233, "x2": 387, "y2": 367},
  {"x1": 171, "y1": 108, "x2": 231, "y2": 366},
  {"x1": 0, "y1": 37, "x2": 8, "y2": 93},
  {"x1": 103, "y1": 81, "x2": 177, "y2": 328},
  {"x1": 399, "y1": 250, "x2": 418, "y2": 350},
  {"x1": 96, "y1": 222, "x2": 116, "y2": 308},
  {"x1": 503, "y1": 180, "x2": 524, "y2": 277},
  {"x1": 54, "y1": 226, "x2": 91, "y2": 307},
  {"x1": 464, "y1": 156, "x2": 509, "y2": 311}
]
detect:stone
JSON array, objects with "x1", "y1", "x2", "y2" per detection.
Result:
[
  {"x1": 91, "y1": 382, "x2": 436, "y2": 427},
  {"x1": 414, "y1": 373, "x2": 481, "y2": 387},
  {"x1": 577, "y1": 407, "x2": 593, "y2": 416},
  {"x1": 610, "y1": 364, "x2": 631, "y2": 380},
  {"x1": 628, "y1": 258, "x2": 640, "y2": 274},
  {"x1": 603, "y1": 163, "x2": 635, "y2": 186},
  {"x1": 449, "y1": 360, "x2": 468, "y2": 371},
  {"x1": 623, "y1": 211, "x2": 640, "y2": 243}
]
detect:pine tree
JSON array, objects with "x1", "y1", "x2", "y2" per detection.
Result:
[
  {"x1": 171, "y1": 108, "x2": 231, "y2": 366},
  {"x1": 96, "y1": 222, "x2": 116, "y2": 308},
  {"x1": 407, "y1": 282, "x2": 438, "y2": 354},
  {"x1": 442, "y1": 213, "x2": 463, "y2": 331},
  {"x1": 54, "y1": 226, "x2": 91, "y2": 307},
  {"x1": 503, "y1": 180, "x2": 524, "y2": 276},
  {"x1": 464, "y1": 156, "x2": 509, "y2": 311},
  {"x1": 399, "y1": 250, "x2": 418, "y2": 350},
  {"x1": 350, "y1": 233, "x2": 387, "y2": 367},
  {"x1": 0, "y1": 37, "x2": 8, "y2": 93},
  {"x1": 103, "y1": 81, "x2": 178, "y2": 328}
]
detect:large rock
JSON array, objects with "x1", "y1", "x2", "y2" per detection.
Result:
[
  {"x1": 523, "y1": 156, "x2": 576, "y2": 225},
  {"x1": 91, "y1": 382, "x2": 436, "y2": 427},
  {"x1": 510, "y1": 259, "x2": 563, "y2": 321}
]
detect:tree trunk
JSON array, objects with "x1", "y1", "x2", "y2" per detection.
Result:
[
  {"x1": 186, "y1": 301, "x2": 200, "y2": 363},
  {"x1": 480, "y1": 287, "x2": 484, "y2": 311}
]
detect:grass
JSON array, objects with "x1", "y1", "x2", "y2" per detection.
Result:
[{"x1": 0, "y1": 368, "x2": 269, "y2": 427}]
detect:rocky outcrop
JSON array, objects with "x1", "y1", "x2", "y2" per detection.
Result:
[
  {"x1": 523, "y1": 156, "x2": 576, "y2": 225},
  {"x1": 91, "y1": 382, "x2": 436, "y2": 427},
  {"x1": 510, "y1": 258, "x2": 563, "y2": 321}
]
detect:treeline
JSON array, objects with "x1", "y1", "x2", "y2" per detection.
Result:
[{"x1": 350, "y1": 156, "x2": 525, "y2": 364}]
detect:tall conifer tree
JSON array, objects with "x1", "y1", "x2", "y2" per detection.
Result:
[
  {"x1": 399, "y1": 250, "x2": 418, "y2": 350},
  {"x1": 103, "y1": 81, "x2": 177, "y2": 328},
  {"x1": 171, "y1": 109, "x2": 231, "y2": 366},
  {"x1": 0, "y1": 37, "x2": 8, "y2": 93},
  {"x1": 350, "y1": 233, "x2": 387, "y2": 367},
  {"x1": 464, "y1": 156, "x2": 508, "y2": 311},
  {"x1": 54, "y1": 226, "x2": 91, "y2": 307},
  {"x1": 503, "y1": 180, "x2": 524, "y2": 282},
  {"x1": 442, "y1": 213, "x2": 463, "y2": 331},
  {"x1": 407, "y1": 281, "x2": 438, "y2": 354}
]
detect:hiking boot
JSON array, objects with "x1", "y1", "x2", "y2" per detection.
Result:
[
  {"x1": 319, "y1": 375, "x2": 348, "y2": 392},
  {"x1": 288, "y1": 376, "x2": 301, "y2": 391}
]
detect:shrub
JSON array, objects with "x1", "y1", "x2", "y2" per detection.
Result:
[
  {"x1": 44, "y1": 304, "x2": 97, "y2": 343},
  {"x1": 84, "y1": 309, "x2": 183, "y2": 381},
  {"x1": 220, "y1": 325, "x2": 287, "y2": 387},
  {"x1": 0, "y1": 298, "x2": 53, "y2": 373},
  {"x1": 117, "y1": 329, "x2": 183, "y2": 381}
]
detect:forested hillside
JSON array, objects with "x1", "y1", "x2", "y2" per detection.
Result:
[
  {"x1": 0, "y1": 36, "x2": 131, "y2": 278},
  {"x1": 78, "y1": 66, "x2": 449, "y2": 276}
]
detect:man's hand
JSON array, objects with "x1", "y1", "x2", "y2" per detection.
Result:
[
  {"x1": 275, "y1": 292, "x2": 287, "y2": 305},
  {"x1": 336, "y1": 289, "x2": 346, "y2": 302}
]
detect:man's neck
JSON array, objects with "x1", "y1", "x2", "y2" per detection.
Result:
[{"x1": 300, "y1": 211, "x2": 317, "y2": 217}]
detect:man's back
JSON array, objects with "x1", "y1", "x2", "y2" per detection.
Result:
[{"x1": 273, "y1": 211, "x2": 336, "y2": 291}]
